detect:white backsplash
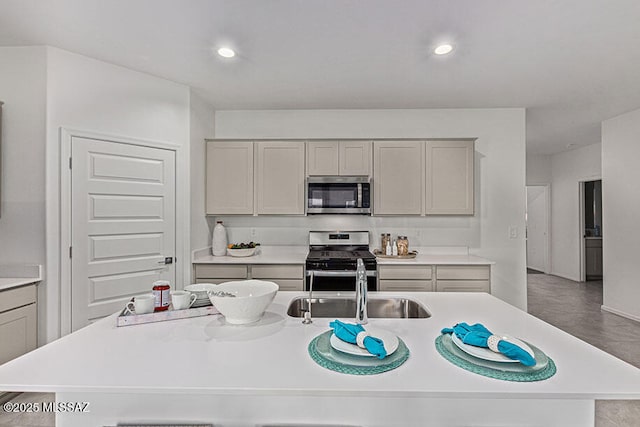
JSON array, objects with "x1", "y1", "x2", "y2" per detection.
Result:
[{"x1": 207, "y1": 215, "x2": 480, "y2": 252}]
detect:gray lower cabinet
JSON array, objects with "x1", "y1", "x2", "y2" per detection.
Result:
[
  {"x1": 378, "y1": 265, "x2": 433, "y2": 291},
  {"x1": 585, "y1": 239, "x2": 603, "y2": 278},
  {"x1": 0, "y1": 284, "x2": 37, "y2": 365},
  {"x1": 193, "y1": 264, "x2": 304, "y2": 291},
  {"x1": 378, "y1": 264, "x2": 490, "y2": 293},
  {"x1": 435, "y1": 266, "x2": 491, "y2": 292}
]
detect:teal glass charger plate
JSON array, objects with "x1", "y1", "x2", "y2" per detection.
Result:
[
  {"x1": 435, "y1": 334, "x2": 556, "y2": 382},
  {"x1": 309, "y1": 330, "x2": 410, "y2": 375}
]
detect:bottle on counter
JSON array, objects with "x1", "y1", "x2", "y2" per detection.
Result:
[
  {"x1": 385, "y1": 239, "x2": 392, "y2": 256},
  {"x1": 392, "y1": 240, "x2": 398, "y2": 256},
  {"x1": 212, "y1": 221, "x2": 228, "y2": 256}
]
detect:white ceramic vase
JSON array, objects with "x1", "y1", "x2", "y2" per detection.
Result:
[{"x1": 212, "y1": 221, "x2": 228, "y2": 256}]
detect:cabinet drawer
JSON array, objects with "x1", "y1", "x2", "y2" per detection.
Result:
[
  {"x1": 379, "y1": 265, "x2": 432, "y2": 280},
  {"x1": 194, "y1": 264, "x2": 248, "y2": 279},
  {"x1": 251, "y1": 265, "x2": 304, "y2": 279},
  {"x1": 270, "y1": 279, "x2": 304, "y2": 291},
  {"x1": 436, "y1": 280, "x2": 490, "y2": 293},
  {"x1": 436, "y1": 266, "x2": 490, "y2": 280},
  {"x1": 0, "y1": 284, "x2": 37, "y2": 314},
  {"x1": 0, "y1": 303, "x2": 37, "y2": 364},
  {"x1": 379, "y1": 280, "x2": 433, "y2": 292}
]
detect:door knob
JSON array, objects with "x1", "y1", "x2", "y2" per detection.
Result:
[{"x1": 158, "y1": 257, "x2": 174, "y2": 265}]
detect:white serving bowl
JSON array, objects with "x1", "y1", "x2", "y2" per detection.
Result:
[
  {"x1": 207, "y1": 280, "x2": 279, "y2": 324},
  {"x1": 185, "y1": 283, "x2": 217, "y2": 301},
  {"x1": 227, "y1": 247, "x2": 257, "y2": 257}
]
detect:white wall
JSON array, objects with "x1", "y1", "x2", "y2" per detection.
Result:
[
  {"x1": 0, "y1": 47, "x2": 47, "y2": 345},
  {"x1": 45, "y1": 47, "x2": 192, "y2": 340},
  {"x1": 602, "y1": 109, "x2": 640, "y2": 321},
  {"x1": 526, "y1": 153, "x2": 551, "y2": 185},
  {"x1": 0, "y1": 47, "x2": 47, "y2": 264},
  {"x1": 549, "y1": 143, "x2": 601, "y2": 281},
  {"x1": 215, "y1": 108, "x2": 528, "y2": 310},
  {"x1": 190, "y1": 91, "x2": 215, "y2": 257}
]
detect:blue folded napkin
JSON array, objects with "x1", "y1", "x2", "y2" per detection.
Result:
[
  {"x1": 441, "y1": 322, "x2": 536, "y2": 366},
  {"x1": 330, "y1": 319, "x2": 388, "y2": 359}
]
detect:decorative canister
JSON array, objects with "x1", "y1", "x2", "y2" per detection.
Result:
[
  {"x1": 381, "y1": 233, "x2": 390, "y2": 252},
  {"x1": 212, "y1": 220, "x2": 228, "y2": 256},
  {"x1": 152, "y1": 280, "x2": 171, "y2": 312},
  {"x1": 397, "y1": 236, "x2": 409, "y2": 256}
]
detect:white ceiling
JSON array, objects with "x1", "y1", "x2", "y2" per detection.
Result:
[{"x1": 1, "y1": 0, "x2": 640, "y2": 155}]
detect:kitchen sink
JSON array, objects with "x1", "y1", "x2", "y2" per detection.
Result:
[{"x1": 286, "y1": 296, "x2": 431, "y2": 319}]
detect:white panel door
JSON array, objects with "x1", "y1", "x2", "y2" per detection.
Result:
[
  {"x1": 71, "y1": 137, "x2": 176, "y2": 331},
  {"x1": 526, "y1": 185, "x2": 549, "y2": 273}
]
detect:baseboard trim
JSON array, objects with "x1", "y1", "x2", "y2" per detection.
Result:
[{"x1": 601, "y1": 305, "x2": 640, "y2": 323}]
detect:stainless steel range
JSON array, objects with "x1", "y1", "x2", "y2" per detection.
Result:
[{"x1": 305, "y1": 231, "x2": 377, "y2": 291}]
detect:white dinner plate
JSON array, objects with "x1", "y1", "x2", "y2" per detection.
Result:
[
  {"x1": 330, "y1": 327, "x2": 399, "y2": 358},
  {"x1": 450, "y1": 332, "x2": 535, "y2": 363}
]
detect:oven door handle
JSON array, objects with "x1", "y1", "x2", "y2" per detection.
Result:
[{"x1": 306, "y1": 270, "x2": 377, "y2": 277}]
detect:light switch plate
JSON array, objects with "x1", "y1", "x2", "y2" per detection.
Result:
[{"x1": 509, "y1": 226, "x2": 518, "y2": 239}]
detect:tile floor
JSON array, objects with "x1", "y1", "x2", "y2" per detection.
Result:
[
  {"x1": 527, "y1": 273, "x2": 640, "y2": 427},
  {"x1": 2, "y1": 272, "x2": 639, "y2": 426}
]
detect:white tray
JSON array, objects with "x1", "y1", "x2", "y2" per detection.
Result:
[{"x1": 116, "y1": 301, "x2": 220, "y2": 327}]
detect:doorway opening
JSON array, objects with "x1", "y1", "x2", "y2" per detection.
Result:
[
  {"x1": 525, "y1": 185, "x2": 550, "y2": 274},
  {"x1": 580, "y1": 180, "x2": 603, "y2": 281}
]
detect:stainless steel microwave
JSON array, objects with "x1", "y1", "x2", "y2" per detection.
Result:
[{"x1": 306, "y1": 176, "x2": 371, "y2": 214}]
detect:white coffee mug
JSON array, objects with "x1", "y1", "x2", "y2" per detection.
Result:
[
  {"x1": 125, "y1": 294, "x2": 155, "y2": 315},
  {"x1": 171, "y1": 290, "x2": 197, "y2": 310}
]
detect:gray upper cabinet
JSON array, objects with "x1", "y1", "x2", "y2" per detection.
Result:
[
  {"x1": 373, "y1": 141, "x2": 423, "y2": 215},
  {"x1": 425, "y1": 140, "x2": 475, "y2": 215},
  {"x1": 307, "y1": 141, "x2": 339, "y2": 175},
  {"x1": 256, "y1": 141, "x2": 306, "y2": 215},
  {"x1": 205, "y1": 138, "x2": 474, "y2": 216},
  {"x1": 339, "y1": 140, "x2": 371, "y2": 176},
  {"x1": 206, "y1": 141, "x2": 254, "y2": 215},
  {"x1": 307, "y1": 140, "x2": 372, "y2": 176}
]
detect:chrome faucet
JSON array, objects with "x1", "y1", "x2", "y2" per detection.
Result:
[
  {"x1": 303, "y1": 271, "x2": 313, "y2": 324},
  {"x1": 355, "y1": 258, "x2": 368, "y2": 324}
]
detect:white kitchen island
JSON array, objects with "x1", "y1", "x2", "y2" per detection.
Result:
[{"x1": 1, "y1": 292, "x2": 639, "y2": 427}]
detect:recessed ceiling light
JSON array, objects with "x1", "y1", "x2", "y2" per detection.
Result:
[
  {"x1": 434, "y1": 44, "x2": 453, "y2": 55},
  {"x1": 217, "y1": 47, "x2": 236, "y2": 58}
]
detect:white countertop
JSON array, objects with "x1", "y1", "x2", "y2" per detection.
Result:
[
  {"x1": 0, "y1": 277, "x2": 41, "y2": 292},
  {"x1": 1, "y1": 291, "x2": 638, "y2": 400},
  {"x1": 192, "y1": 246, "x2": 308, "y2": 264},
  {"x1": 376, "y1": 254, "x2": 494, "y2": 265},
  {"x1": 0, "y1": 264, "x2": 42, "y2": 291},
  {"x1": 192, "y1": 246, "x2": 493, "y2": 266}
]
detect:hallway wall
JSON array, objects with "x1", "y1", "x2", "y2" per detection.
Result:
[
  {"x1": 549, "y1": 143, "x2": 601, "y2": 281},
  {"x1": 602, "y1": 108, "x2": 640, "y2": 321}
]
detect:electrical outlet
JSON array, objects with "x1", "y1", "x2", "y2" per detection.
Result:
[
  {"x1": 250, "y1": 228, "x2": 256, "y2": 238},
  {"x1": 509, "y1": 226, "x2": 518, "y2": 239}
]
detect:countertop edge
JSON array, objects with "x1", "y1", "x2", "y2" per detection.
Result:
[{"x1": 192, "y1": 246, "x2": 494, "y2": 266}]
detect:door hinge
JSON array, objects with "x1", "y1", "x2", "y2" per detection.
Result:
[
  {"x1": 69, "y1": 246, "x2": 72, "y2": 258},
  {"x1": 69, "y1": 157, "x2": 72, "y2": 169}
]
